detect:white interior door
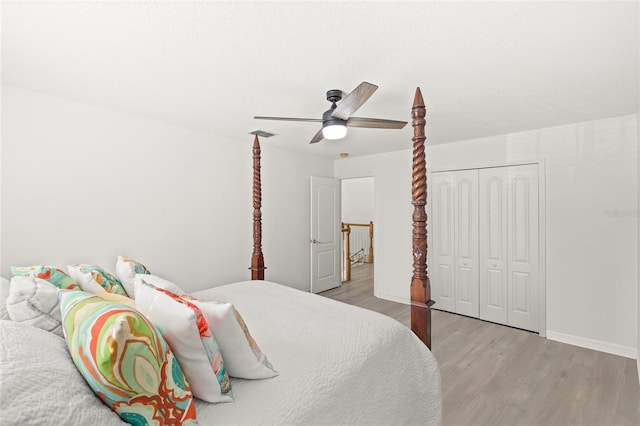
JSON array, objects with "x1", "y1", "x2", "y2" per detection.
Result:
[
  {"x1": 479, "y1": 167, "x2": 509, "y2": 324},
  {"x1": 310, "y1": 176, "x2": 341, "y2": 293},
  {"x1": 431, "y1": 172, "x2": 455, "y2": 312},
  {"x1": 507, "y1": 164, "x2": 539, "y2": 331},
  {"x1": 454, "y1": 170, "x2": 479, "y2": 317}
]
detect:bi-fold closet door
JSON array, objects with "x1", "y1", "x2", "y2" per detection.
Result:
[
  {"x1": 431, "y1": 164, "x2": 539, "y2": 332},
  {"x1": 430, "y1": 170, "x2": 479, "y2": 317}
]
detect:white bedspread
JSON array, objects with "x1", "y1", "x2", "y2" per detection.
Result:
[{"x1": 190, "y1": 280, "x2": 442, "y2": 425}]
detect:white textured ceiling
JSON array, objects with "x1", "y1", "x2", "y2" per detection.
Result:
[{"x1": 2, "y1": 1, "x2": 638, "y2": 158}]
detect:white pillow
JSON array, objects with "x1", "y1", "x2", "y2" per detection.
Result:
[
  {"x1": 115, "y1": 255, "x2": 150, "y2": 298},
  {"x1": 0, "y1": 277, "x2": 10, "y2": 320},
  {"x1": 67, "y1": 264, "x2": 126, "y2": 296},
  {"x1": 5, "y1": 276, "x2": 63, "y2": 337},
  {"x1": 192, "y1": 299, "x2": 278, "y2": 379},
  {"x1": 134, "y1": 281, "x2": 233, "y2": 403},
  {"x1": 134, "y1": 274, "x2": 185, "y2": 295}
]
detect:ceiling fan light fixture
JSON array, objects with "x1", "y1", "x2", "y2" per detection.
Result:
[
  {"x1": 322, "y1": 105, "x2": 347, "y2": 140},
  {"x1": 322, "y1": 123, "x2": 348, "y2": 140}
]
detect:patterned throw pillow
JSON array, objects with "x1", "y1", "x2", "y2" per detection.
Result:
[
  {"x1": 94, "y1": 292, "x2": 136, "y2": 309},
  {"x1": 115, "y1": 256, "x2": 151, "y2": 298},
  {"x1": 11, "y1": 265, "x2": 79, "y2": 290},
  {"x1": 135, "y1": 281, "x2": 233, "y2": 403},
  {"x1": 67, "y1": 264, "x2": 126, "y2": 296},
  {"x1": 7, "y1": 276, "x2": 63, "y2": 337},
  {"x1": 59, "y1": 290, "x2": 199, "y2": 425},
  {"x1": 134, "y1": 273, "x2": 185, "y2": 295},
  {"x1": 191, "y1": 298, "x2": 278, "y2": 379}
]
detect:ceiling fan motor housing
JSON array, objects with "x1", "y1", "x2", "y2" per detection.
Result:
[
  {"x1": 326, "y1": 89, "x2": 343, "y2": 103},
  {"x1": 322, "y1": 107, "x2": 346, "y2": 127},
  {"x1": 323, "y1": 89, "x2": 347, "y2": 129}
]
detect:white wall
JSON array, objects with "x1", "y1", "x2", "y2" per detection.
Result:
[
  {"x1": 637, "y1": 5, "x2": 640, "y2": 379},
  {"x1": 336, "y1": 114, "x2": 639, "y2": 358},
  {"x1": 260, "y1": 144, "x2": 334, "y2": 291},
  {"x1": 341, "y1": 177, "x2": 374, "y2": 223},
  {"x1": 1, "y1": 86, "x2": 333, "y2": 292}
]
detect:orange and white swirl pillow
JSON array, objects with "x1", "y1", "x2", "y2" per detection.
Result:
[
  {"x1": 135, "y1": 280, "x2": 233, "y2": 403},
  {"x1": 59, "y1": 290, "x2": 198, "y2": 425},
  {"x1": 189, "y1": 298, "x2": 278, "y2": 379}
]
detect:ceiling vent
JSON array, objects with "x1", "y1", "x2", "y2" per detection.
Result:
[{"x1": 250, "y1": 130, "x2": 275, "y2": 138}]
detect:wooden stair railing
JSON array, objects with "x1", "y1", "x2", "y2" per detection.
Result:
[{"x1": 341, "y1": 221, "x2": 374, "y2": 282}]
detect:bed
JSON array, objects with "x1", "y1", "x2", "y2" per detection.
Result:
[{"x1": 0, "y1": 88, "x2": 440, "y2": 425}]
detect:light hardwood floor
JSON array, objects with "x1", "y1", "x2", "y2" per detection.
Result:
[{"x1": 321, "y1": 263, "x2": 640, "y2": 426}]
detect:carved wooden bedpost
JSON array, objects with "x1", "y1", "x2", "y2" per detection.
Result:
[
  {"x1": 410, "y1": 87, "x2": 434, "y2": 349},
  {"x1": 250, "y1": 135, "x2": 266, "y2": 280}
]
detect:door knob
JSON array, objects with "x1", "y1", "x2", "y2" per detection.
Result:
[{"x1": 492, "y1": 263, "x2": 498, "y2": 267}]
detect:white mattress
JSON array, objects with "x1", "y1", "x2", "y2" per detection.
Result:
[{"x1": 190, "y1": 280, "x2": 442, "y2": 425}]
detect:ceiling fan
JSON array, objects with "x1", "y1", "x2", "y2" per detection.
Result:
[{"x1": 254, "y1": 82, "x2": 408, "y2": 144}]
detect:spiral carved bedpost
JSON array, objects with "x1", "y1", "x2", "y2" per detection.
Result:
[
  {"x1": 250, "y1": 135, "x2": 266, "y2": 280},
  {"x1": 411, "y1": 88, "x2": 434, "y2": 349}
]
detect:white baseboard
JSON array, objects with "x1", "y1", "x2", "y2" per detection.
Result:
[
  {"x1": 372, "y1": 296, "x2": 638, "y2": 361},
  {"x1": 374, "y1": 292, "x2": 409, "y2": 306},
  {"x1": 546, "y1": 330, "x2": 637, "y2": 359}
]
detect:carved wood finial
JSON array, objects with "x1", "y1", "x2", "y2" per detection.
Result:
[
  {"x1": 413, "y1": 87, "x2": 425, "y2": 109},
  {"x1": 410, "y1": 87, "x2": 434, "y2": 349},
  {"x1": 250, "y1": 135, "x2": 266, "y2": 280}
]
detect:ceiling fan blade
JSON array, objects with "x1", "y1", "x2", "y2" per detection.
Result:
[
  {"x1": 254, "y1": 116, "x2": 322, "y2": 123},
  {"x1": 331, "y1": 82, "x2": 378, "y2": 120},
  {"x1": 309, "y1": 128, "x2": 324, "y2": 144},
  {"x1": 346, "y1": 117, "x2": 408, "y2": 129}
]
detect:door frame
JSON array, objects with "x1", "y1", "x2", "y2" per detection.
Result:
[
  {"x1": 339, "y1": 176, "x2": 376, "y2": 285},
  {"x1": 428, "y1": 159, "x2": 547, "y2": 337}
]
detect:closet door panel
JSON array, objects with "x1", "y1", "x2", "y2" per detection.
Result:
[
  {"x1": 479, "y1": 168, "x2": 508, "y2": 324},
  {"x1": 454, "y1": 170, "x2": 479, "y2": 317},
  {"x1": 431, "y1": 172, "x2": 456, "y2": 312},
  {"x1": 507, "y1": 164, "x2": 539, "y2": 332}
]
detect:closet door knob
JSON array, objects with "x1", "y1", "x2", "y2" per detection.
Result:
[{"x1": 492, "y1": 262, "x2": 497, "y2": 267}]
